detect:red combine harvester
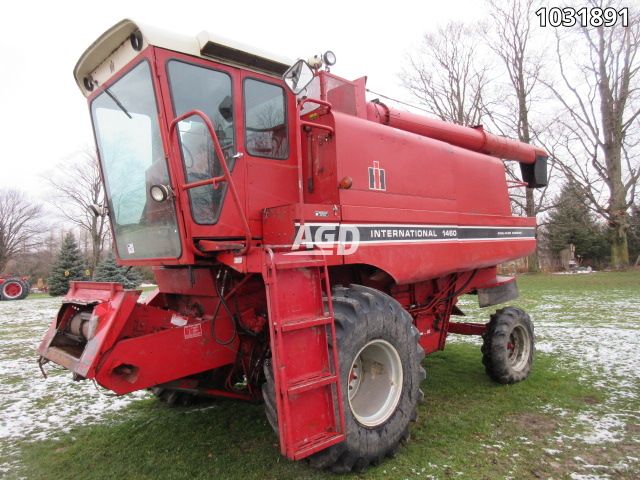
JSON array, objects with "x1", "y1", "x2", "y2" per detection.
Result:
[
  {"x1": 1, "y1": 276, "x2": 30, "y2": 300},
  {"x1": 38, "y1": 20, "x2": 548, "y2": 471}
]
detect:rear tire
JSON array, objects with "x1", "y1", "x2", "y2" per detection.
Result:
[
  {"x1": 481, "y1": 307, "x2": 534, "y2": 384},
  {"x1": 263, "y1": 284, "x2": 425, "y2": 472},
  {"x1": 1, "y1": 279, "x2": 27, "y2": 301}
]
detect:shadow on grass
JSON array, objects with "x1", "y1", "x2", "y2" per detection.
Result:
[{"x1": 16, "y1": 344, "x2": 598, "y2": 480}]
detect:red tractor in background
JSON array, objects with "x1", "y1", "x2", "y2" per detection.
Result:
[
  {"x1": 37, "y1": 19, "x2": 548, "y2": 472},
  {"x1": 0, "y1": 276, "x2": 30, "y2": 300}
]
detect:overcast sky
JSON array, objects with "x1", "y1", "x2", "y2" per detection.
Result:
[{"x1": 0, "y1": 0, "x2": 488, "y2": 199}]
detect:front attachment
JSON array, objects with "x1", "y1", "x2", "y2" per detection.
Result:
[{"x1": 38, "y1": 281, "x2": 237, "y2": 394}]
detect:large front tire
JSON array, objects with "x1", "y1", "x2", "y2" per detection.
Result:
[
  {"x1": 481, "y1": 307, "x2": 534, "y2": 384},
  {"x1": 263, "y1": 284, "x2": 425, "y2": 472}
]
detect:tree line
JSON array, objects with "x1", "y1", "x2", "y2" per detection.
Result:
[
  {"x1": 0, "y1": 148, "x2": 144, "y2": 294},
  {"x1": 402, "y1": 0, "x2": 639, "y2": 269},
  {"x1": 1, "y1": 0, "x2": 638, "y2": 285}
]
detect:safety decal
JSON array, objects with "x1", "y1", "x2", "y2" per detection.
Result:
[{"x1": 184, "y1": 323, "x2": 203, "y2": 339}]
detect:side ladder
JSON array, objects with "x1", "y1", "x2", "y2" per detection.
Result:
[{"x1": 263, "y1": 250, "x2": 346, "y2": 460}]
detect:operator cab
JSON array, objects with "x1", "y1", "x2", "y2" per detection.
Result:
[{"x1": 77, "y1": 19, "x2": 298, "y2": 266}]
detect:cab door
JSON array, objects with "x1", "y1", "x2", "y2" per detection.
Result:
[
  {"x1": 239, "y1": 70, "x2": 299, "y2": 231},
  {"x1": 155, "y1": 48, "x2": 248, "y2": 240}
]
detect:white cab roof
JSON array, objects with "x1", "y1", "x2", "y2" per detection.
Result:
[{"x1": 74, "y1": 19, "x2": 293, "y2": 95}]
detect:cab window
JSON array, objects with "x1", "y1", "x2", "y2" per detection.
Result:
[
  {"x1": 167, "y1": 60, "x2": 235, "y2": 224},
  {"x1": 243, "y1": 79, "x2": 288, "y2": 159}
]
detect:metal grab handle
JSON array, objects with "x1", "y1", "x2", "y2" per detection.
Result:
[
  {"x1": 182, "y1": 175, "x2": 226, "y2": 191},
  {"x1": 169, "y1": 109, "x2": 251, "y2": 254},
  {"x1": 301, "y1": 120, "x2": 334, "y2": 135},
  {"x1": 298, "y1": 98, "x2": 332, "y2": 112}
]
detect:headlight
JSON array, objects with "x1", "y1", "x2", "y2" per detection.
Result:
[{"x1": 150, "y1": 184, "x2": 171, "y2": 202}]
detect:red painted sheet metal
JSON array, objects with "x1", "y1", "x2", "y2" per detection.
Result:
[
  {"x1": 343, "y1": 239, "x2": 535, "y2": 285},
  {"x1": 367, "y1": 101, "x2": 546, "y2": 164},
  {"x1": 38, "y1": 281, "x2": 238, "y2": 395},
  {"x1": 64, "y1": 281, "x2": 129, "y2": 303},
  {"x1": 447, "y1": 322, "x2": 487, "y2": 335},
  {"x1": 341, "y1": 206, "x2": 536, "y2": 228},
  {"x1": 331, "y1": 111, "x2": 513, "y2": 217},
  {"x1": 95, "y1": 314, "x2": 237, "y2": 395}
]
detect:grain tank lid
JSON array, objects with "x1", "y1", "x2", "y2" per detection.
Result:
[{"x1": 73, "y1": 19, "x2": 200, "y2": 94}]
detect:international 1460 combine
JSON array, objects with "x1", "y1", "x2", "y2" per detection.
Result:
[{"x1": 38, "y1": 19, "x2": 548, "y2": 472}]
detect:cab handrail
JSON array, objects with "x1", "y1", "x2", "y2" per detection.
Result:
[{"x1": 169, "y1": 109, "x2": 251, "y2": 255}]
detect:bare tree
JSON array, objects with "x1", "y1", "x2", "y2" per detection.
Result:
[
  {"x1": 0, "y1": 189, "x2": 43, "y2": 273},
  {"x1": 402, "y1": 22, "x2": 490, "y2": 126},
  {"x1": 544, "y1": 2, "x2": 640, "y2": 268},
  {"x1": 45, "y1": 149, "x2": 110, "y2": 272},
  {"x1": 485, "y1": 0, "x2": 549, "y2": 271}
]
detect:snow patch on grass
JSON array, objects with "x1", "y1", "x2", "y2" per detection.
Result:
[
  {"x1": 0, "y1": 297, "x2": 149, "y2": 474},
  {"x1": 2, "y1": 278, "x2": 639, "y2": 477},
  {"x1": 455, "y1": 284, "x2": 640, "y2": 478}
]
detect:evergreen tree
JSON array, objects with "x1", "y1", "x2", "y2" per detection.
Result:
[
  {"x1": 93, "y1": 252, "x2": 142, "y2": 289},
  {"x1": 48, "y1": 232, "x2": 86, "y2": 296},
  {"x1": 546, "y1": 183, "x2": 609, "y2": 266}
]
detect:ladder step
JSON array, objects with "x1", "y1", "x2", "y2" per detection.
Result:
[
  {"x1": 273, "y1": 255, "x2": 327, "y2": 269},
  {"x1": 281, "y1": 315, "x2": 332, "y2": 332},
  {"x1": 294, "y1": 432, "x2": 346, "y2": 460},
  {"x1": 287, "y1": 372, "x2": 337, "y2": 395}
]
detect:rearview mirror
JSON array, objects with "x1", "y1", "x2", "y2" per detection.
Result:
[{"x1": 282, "y1": 59, "x2": 314, "y2": 95}]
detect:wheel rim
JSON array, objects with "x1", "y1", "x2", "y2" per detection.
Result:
[
  {"x1": 348, "y1": 339, "x2": 403, "y2": 427},
  {"x1": 507, "y1": 325, "x2": 531, "y2": 372},
  {"x1": 3, "y1": 281, "x2": 23, "y2": 299}
]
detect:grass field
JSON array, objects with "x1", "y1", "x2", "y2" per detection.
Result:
[{"x1": 1, "y1": 272, "x2": 639, "y2": 479}]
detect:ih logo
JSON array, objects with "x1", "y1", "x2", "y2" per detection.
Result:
[{"x1": 368, "y1": 161, "x2": 386, "y2": 191}]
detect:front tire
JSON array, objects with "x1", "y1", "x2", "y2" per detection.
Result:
[
  {"x1": 263, "y1": 284, "x2": 425, "y2": 472},
  {"x1": 481, "y1": 307, "x2": 534, "y2": 384}
]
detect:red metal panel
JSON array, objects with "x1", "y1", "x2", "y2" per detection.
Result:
[
  {"x1": 447, "y1": 322, "x2": 487, "y2": 336},
  {"x1": 95, "y1": 313, "x2": 237, "y2": 394},
  {"x1": 342, "y1": 206, "x2": 536, "y2": 227},
  {"x1": 344, "y1": 240, "x2": 535, "y2": 285},
  {"x1": 333, "y1": 111, "x2": 511, "y2": 216},
  {"x1": 38, "y1": 281, "x2": 238, "y2": 395},
  {"x1": 367, "y1": 101, "x2": 546, "y2": 164}
]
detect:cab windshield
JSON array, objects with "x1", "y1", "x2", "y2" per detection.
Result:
[{"x1": 91, "y1": 61, "x2": 181, "y2": 260}]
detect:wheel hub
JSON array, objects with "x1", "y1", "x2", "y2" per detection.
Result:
[
  {"x1": 507, "y1": 325, "x2": 531, "y2": 372},
  {"x1": 348, "y1": 339, "x2": 403, "y2": 427},
  {"x1": 3, "y1": 281, "x2": 23, "y2": 299}
]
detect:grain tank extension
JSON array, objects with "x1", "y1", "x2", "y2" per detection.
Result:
[{"x1": 37, "y1": 19, "x2": 547, "y2": 472}]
